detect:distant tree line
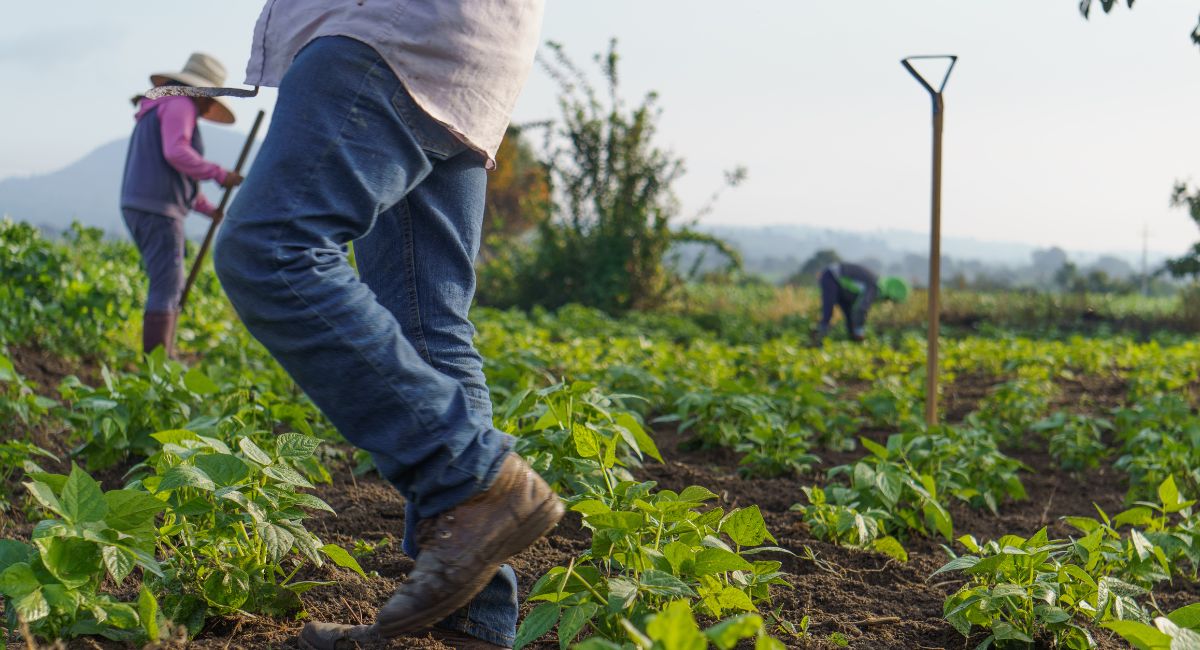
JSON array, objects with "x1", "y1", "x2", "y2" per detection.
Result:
[{"x1": 777, "y1": 246, "x2": 1177, "y2": 296}]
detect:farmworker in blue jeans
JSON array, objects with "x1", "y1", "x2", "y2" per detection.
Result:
[
  {"x1": 211, "y1": 4, "x2": 561, "y2": 649},
  {"x1": 814, "y1": 263, "x2": 909, "y2": 343}
]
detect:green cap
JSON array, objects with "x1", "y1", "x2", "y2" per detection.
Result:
[{"x1": 879, "y1": 276, "x2": 909, "y2": 302}]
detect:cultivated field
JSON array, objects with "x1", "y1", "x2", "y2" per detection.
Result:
[{"x1": 3, "y1": 219, "x2": 1200, "y2": 649}]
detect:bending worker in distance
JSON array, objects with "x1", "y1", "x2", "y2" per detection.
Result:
[
  {"x1": 119, "y1": 53, "x2": 243, "y2": 357},
  {"x1": 814, "y1": 262, "x2": 909, "y2": 343}
]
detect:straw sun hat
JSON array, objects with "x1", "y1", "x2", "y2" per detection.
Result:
[{"x1": 150, "y1": 53, "x2": 235, "y2": 124}]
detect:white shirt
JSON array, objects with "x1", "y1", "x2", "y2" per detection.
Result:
[{"x1": 244, "y1": 0, "x2": 545, "y2": 165}]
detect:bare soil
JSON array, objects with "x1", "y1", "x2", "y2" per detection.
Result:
[{"x1": 2, "y1": 349, "x2": 1193, "y2": 649}]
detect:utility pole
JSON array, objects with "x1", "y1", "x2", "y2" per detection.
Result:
[{"x1": 1141, "y1": 222, "x2": 1150, "y2": 296}]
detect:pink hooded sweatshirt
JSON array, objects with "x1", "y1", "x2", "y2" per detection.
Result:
[{"x1": 132, "y1": 95, "x2": 229, "y2": 216}]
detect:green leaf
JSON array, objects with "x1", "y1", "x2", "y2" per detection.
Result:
[
  {"x1": 513, "y1": 602, "x2": 560, "y2": 650},
  {"x1": 646, "y1": 600, "x2": 706, "y2": 650},
  {"x1": 292, "y1": 493, "x2": 336, "y2": 514},
  {"x1": 870, "y1": 536, "x2": 908, "y2": 562},
  {"x1": 572, "y1": 423, "x2": 600, "y2": 459},
  {"x1": 1034, "y1": 605, "x2": 1071, "y2": 624},
  {"x1": 151, "y1": 429, "x2": 200, "y2": 445},
  {"x1": 616, "y1": 413, "x2": 663, "y2": 462},
  {"x1": 41, "y1": 583, "x2": 79, "y2": 617},
  {"x1": 990, "y1": 583, "x2": 1026, "y2": 600},
  {"x1": 183, "y1": 366, "x2": 219, "y2": 395},
  {"x1": 558, "y1": 602, "x2": 600, "y2": 649},
  {"x1": 276, "y1": 432, "x2": 321, "y2": 460},
  {"x1": 923, "y1": 500, "x2": 954, "y2": 541},
  {"x1": 24, "y1": 480, "x2": 65, "y2": 518},
  {"x1": 203, "y1": 566, "x2": 250, "y2": 609},
  {"x1": 257, "y1": 522, "x2": 296, "y2": 563},
  {"x1": 15, "y1": 587, "x2": 49, "y2": 622},
  {"x1": 992, "y1": 621, "x2": 1033, "y2": 642},
  {"x1": 1130, "y1": 528, "x2": 1154, "y2": 561},
  {"x1": 587, "y1": 511, "x2": 644, "y2": 532},
  {"x1": 160, "y1": 593, "x2": 207, "y2": 636},
  {"x1": 860, "y1": 436, "x2": 890, "y2": 460},
  {"x1": 102, "y1": 545, "x2": 135, "y2": 584},
  {"x1": 0, "y1": 562, "x2": 38, "y2": 598},
  {"x1": 607, "y1": 577, "x2": 639, "y2": 613},
  {"x1": 705, "y1": 613, "x2": 764, "y2": 650},
  {"x1": 678, "y1": 486, "x2": 719, "y2": 503},
  {"x1": 1102, "y1": 621, "x2": 1172, "y2": 650},
  {"x1": 103, "y1": 489, "x2": 166, "y2": 532},
  {"x1": 570, "y1": 499, "x2": 611, "y2": 516},
  {"x1": 36, "y1": 537, "x2": 102, "y2": 589},
  {"x1": 693, "y1": 548, "x2": 753, "y2": 575},
  {"x1": 1167, "y1": 604, "x2": 1200, "y2": 629},
  {"x1": 263, "y1": 464, "x2": 315, "y2": 489},
  {"x1": 638, "y1": 569, "x2": 697, "y2": 598},
  {"x1": 532, "y1": 408, "x2": 561, "y2": 432},
  {"x1": 139, "y1": 585, "x2": 161, "y2": 642},
  {"x1": 61, "y1": 464, "x2": 107, "y2": 523},
  {"x1": 238, "y1": 437, "x2": 273, "y2": 466},
  {"x1": 931, "y1": 555, "x2": 979, "y2": 577},
  {"x1": 1114, "y1": 506, "x2": 1155, "y2": 528},
  {"x1": 716, "y1": 586, "x2": 755, "y2": 613},
  {"x1": 284, "y1": 580, "x2": 334, "y2": 595},
  {"x1": 0, "y1": 540, "x2": 31, "y2": 573},
  {"x1": 320, "y1": 543, "x2": 367, "y2": 579},
  {"x1": 724, "y1": 506, "x2": 773, "y2": 547},
  {"x1": 194, "y1": 453, "x2": 250, "y2": 487},
  {"x1": 157, "y1": 465, "x2": 215, "y2": 493}
]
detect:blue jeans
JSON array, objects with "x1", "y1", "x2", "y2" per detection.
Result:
[{"x1": 213, "y1": 36, "x2": 517, "y2": 647}]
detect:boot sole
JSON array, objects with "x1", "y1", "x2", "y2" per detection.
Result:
[
  {"x1": 298, "y1": 623, "x2": 380, "y2": 650},
  {"x1": 374, "y1": 495, "x2": 566, "y2": 637}
]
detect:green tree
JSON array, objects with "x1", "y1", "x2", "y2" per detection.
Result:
[
  {"x1": 1164, "y1": 183, "x2": 1200, "y2": 281},
  {"x1": 1079, "y1": 0, "x2": 1200, "y2": 46},
  {"x1": 499, "y1": 40, "x2": 741, "y2": 313},
  {"x1": 1078, "y1": 0, "x2": 1134, "y2": 18}
]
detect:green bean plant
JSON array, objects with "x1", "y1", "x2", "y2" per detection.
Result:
[
  {"x1": 136, "y1": 430, "x2": 364, "y2": 632},
  {"x1": 936, "y1": 528, "x2": 1147, "y2": 650},
  {"x1": 1, "y1": 465, "x2": 166, "y2": 644}
]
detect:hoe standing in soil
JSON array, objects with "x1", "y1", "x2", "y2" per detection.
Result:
[
  {"x1": 177, "y1": 109, "x2": 265, "y2": 309},
  {"x1": 901, "y1": 55, "x2": 956, "y2": 427}
]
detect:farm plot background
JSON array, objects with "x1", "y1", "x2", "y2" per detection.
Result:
[{"x1": 3, "y1": 220, "x2": 1200, "y2": 649}]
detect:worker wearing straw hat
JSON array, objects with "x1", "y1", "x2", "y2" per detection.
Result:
[
  {"x1": 814, "y1": 262, "x2": 909, "y2": 344},
  {"x1": 119, "y1": 52, "x2": 243, "y2": 357}
]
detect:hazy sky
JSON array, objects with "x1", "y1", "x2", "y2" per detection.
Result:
[{"x1": 3, "y1": 1, "x2": 1200, "y2": 255}]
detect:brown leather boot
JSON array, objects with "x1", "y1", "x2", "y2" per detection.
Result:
[
  {"x1": 142, "y1": 310, "x2": 178, "y2": 357},
  {"x1": 298, "y1": 622, "x2": 506, "y2": 649},
  {"x1": 373, "y1": 453, "x2": 563, "y2": 637}
]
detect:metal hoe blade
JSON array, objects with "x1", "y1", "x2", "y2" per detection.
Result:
[{"x1": 144, "y1": 85, "x2": 260, "y2": 99}]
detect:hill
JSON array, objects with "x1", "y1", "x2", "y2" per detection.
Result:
[{"x1": 0, "y1": 127, "x2": 258, "y2": 238}]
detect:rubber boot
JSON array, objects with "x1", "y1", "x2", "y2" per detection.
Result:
[{"x1": 142, "y1": 310, "x2": 178, "y2": 357}]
